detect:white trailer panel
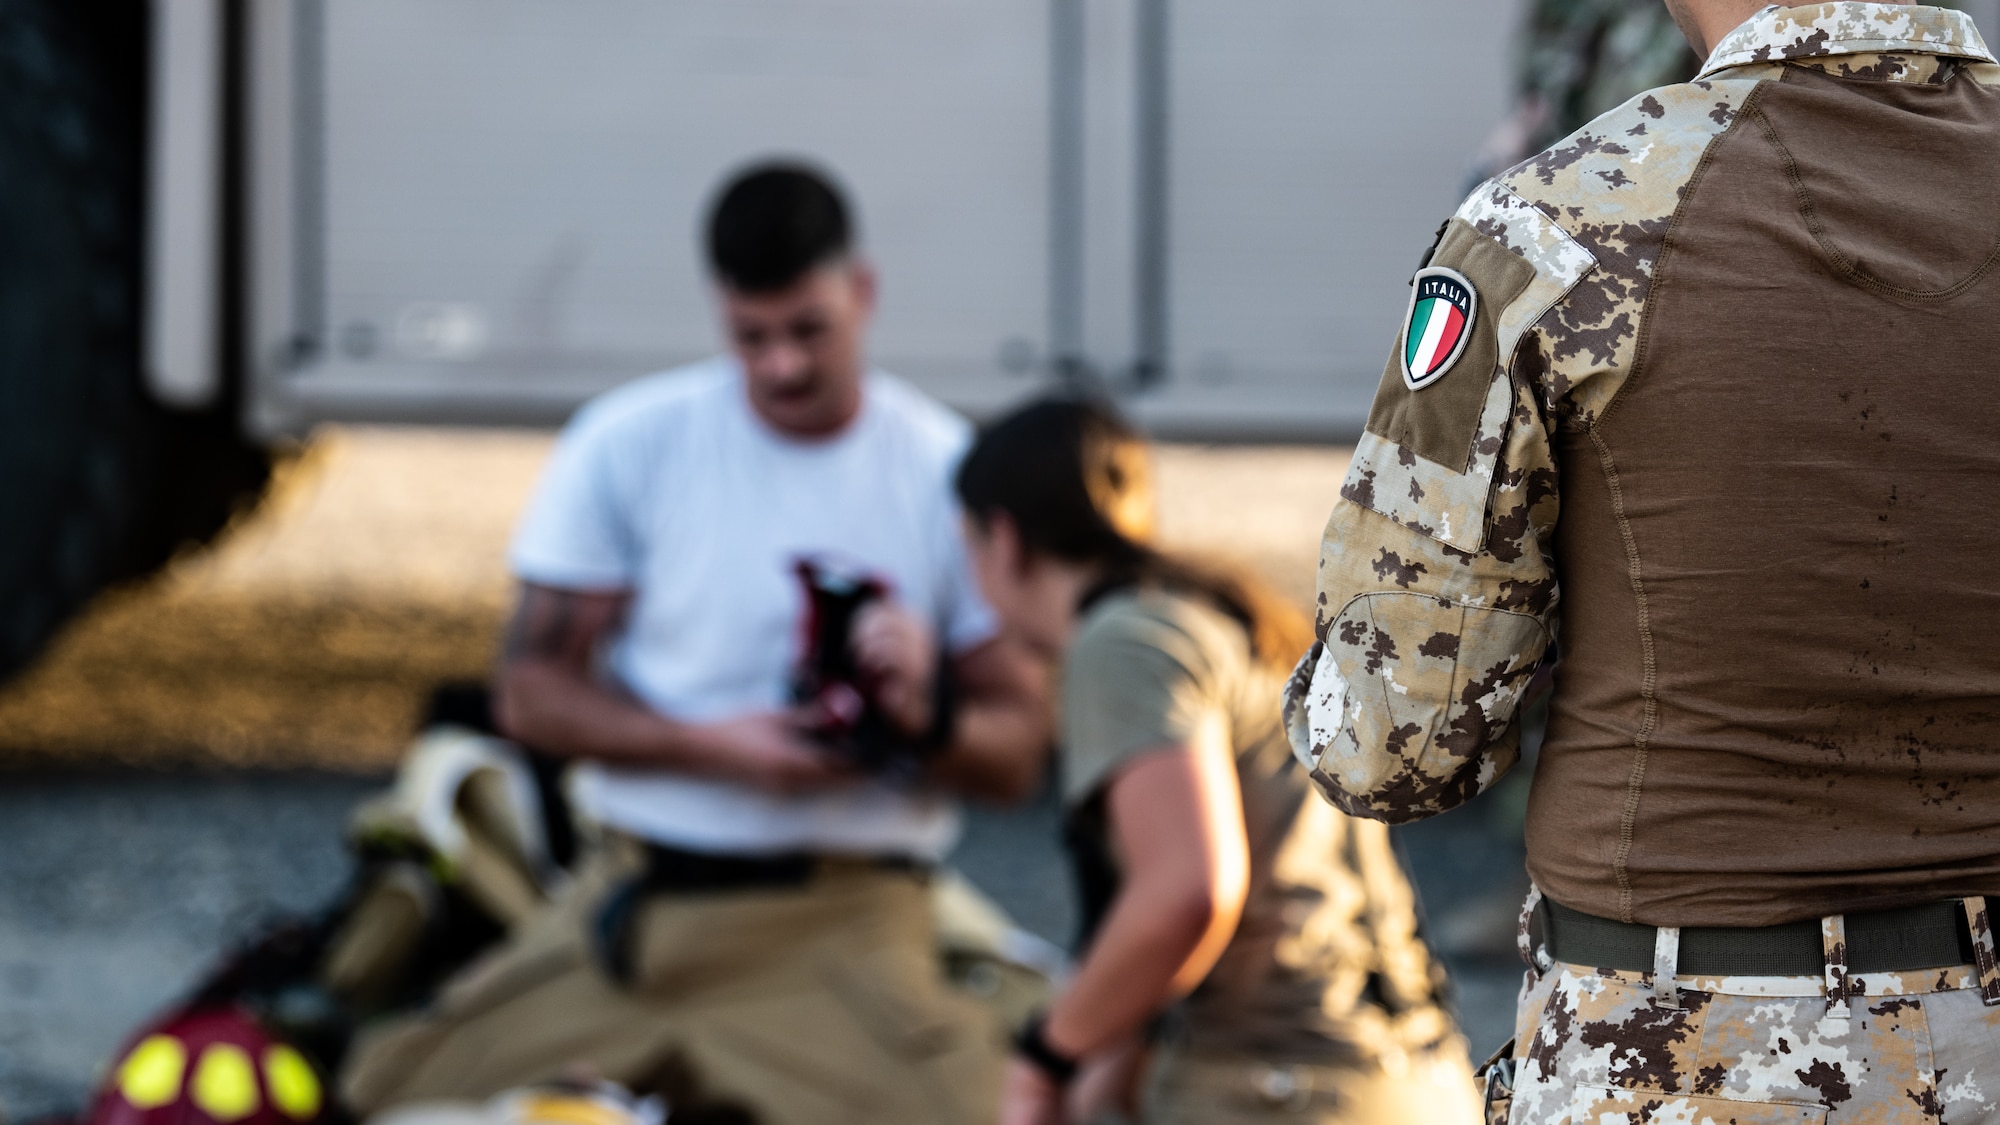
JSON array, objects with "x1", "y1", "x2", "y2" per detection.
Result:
[{"x1": 249, "y1": 0, "x2": 1526, "y2": 439}]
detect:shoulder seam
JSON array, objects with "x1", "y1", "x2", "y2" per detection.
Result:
[
  {"x1": 1585, "y1": 425, "x2": 1656, "y2": 927},
  {"x1": 1463, "y1": 181, "x2": 1601, "y2": 280},
  {"x1": 1491, "y1": 182, "x2": 1597, "y2": 268},
  {"x1": 1594, "y1": 78, "x2": 1773, "y2": 433}
]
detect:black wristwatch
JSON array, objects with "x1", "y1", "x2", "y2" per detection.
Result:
[{"x1": 1014, "y1": 1013, "x2": 1081, "y2": 1087}]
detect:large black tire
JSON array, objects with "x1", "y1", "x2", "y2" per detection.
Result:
[{"x1": 0, "y1": 0, "x2": 270, "y2": 684}]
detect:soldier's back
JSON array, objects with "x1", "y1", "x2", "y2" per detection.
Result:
[
  {"x1": 1291, "y1": 8, "x2": 2000, "y2": 1121},
  {"x1": 1490, "y1": 7, "x2": 2000, "y2": 929}
]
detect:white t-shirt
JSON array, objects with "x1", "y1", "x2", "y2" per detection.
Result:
[{"x1": 508, "y1": 357, "x2": 995, "y2": 859}]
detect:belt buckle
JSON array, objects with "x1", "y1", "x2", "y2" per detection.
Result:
[
  {"x1": 1251, "y1": 1064, "x2": 1314, "y2": 1112},
  {"x1": 1482, "y1": 1057, "x2": 1516, "y2": 1125}
]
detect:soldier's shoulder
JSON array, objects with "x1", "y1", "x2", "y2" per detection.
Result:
[
  {"x1": 1426, "y1": 78, "x2": 1770, "y2": 417},
  {"x1": 1480, "y1": 78, "x2": 1766, "y2": 256}
]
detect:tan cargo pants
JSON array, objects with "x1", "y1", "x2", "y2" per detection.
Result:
[
  {"x1": 340, "y1": 842, "x2": 1008, "y2": 1125},
  {"x1": 1142, "y1": 1039, "x2": 1482, "y2": 1124},
  {"x1": 1497, "y1": 912, "x2": 2000, "y2": 1123}
]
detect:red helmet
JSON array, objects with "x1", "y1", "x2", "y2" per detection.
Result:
[{"x1": 88, "y1": 1007, "x2": 327, "y2": 1125}]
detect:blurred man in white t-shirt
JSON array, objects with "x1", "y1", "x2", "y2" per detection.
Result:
[{"x1": 342, "y1": 163, "x2": 1050, "y2": 1125}]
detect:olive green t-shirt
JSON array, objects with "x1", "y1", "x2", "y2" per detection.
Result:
[{"x1": 1062, "y1": 589, "x2": 1455, "y2": 1062}]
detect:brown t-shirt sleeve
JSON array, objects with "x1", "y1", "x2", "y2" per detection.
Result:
[{"x1": 1060, "y1": 595, "x2": 1224, "y2": 808}]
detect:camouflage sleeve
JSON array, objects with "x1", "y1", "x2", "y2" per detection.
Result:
[{"x1": 1283, "y1": 185, "x2": 1593, "y2": 823}]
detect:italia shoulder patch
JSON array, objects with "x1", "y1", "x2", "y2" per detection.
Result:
[{"x1": 1401, "y1": 267, "x2": 1478, "y2": 391}]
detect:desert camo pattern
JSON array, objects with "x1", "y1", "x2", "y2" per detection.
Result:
[
  {"x1": 1705, "y1": 2, "x2": 1993, "y2": 73},
  {"x1": 1504, "y1": 961, "x2": 2000, "y2": 1123},
  {"x1": 1282, "y1": 4, "x2": 1997, "y2": 824}
]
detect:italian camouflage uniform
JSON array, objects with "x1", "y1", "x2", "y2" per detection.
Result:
[{"x1": 1285, "y1": 5, "x2": 2000, "y2": 1123}]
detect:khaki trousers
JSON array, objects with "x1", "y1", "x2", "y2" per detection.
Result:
[
  {"x1": 341, "y1": 843, "x2": 1007, "y2": 1125},
  {"x1": 1143, "y1": 1041, "x2": 1482, "y2": 1124}
]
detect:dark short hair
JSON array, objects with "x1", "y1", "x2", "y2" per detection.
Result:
[{"x1": 704, "y1": 162, "x2": 854, "y2": 292}]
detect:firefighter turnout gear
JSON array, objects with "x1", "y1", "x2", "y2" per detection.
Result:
[{"x1": 342, "y1": 838, "x2": 1010, "y2": 1125}]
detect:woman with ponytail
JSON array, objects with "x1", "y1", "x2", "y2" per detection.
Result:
[{"x1": 959, "y1": 399, "x2": 1479, "y2": 1125}]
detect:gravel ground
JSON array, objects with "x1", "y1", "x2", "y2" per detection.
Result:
[
  {"x1": 0, "y1": 771, "x2": 1524, "y2": 1121},
  {"x1": 0, "y1": 773, "x2": 374, "y2": 1120},
  {"x1": 0, "y1": 432, "x2": 1347, "y2": 771}
]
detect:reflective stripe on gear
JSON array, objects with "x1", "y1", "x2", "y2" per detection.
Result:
[
  {"x1": 116, "y1": 1036, "x2": 188, "y2": 1111},
  {"x1": 263, "y1": 1046, "x2": 323, "y2": 1121},
  {"x1": 191, "y1": 1044, "x2": 261, "y2": 1123}
]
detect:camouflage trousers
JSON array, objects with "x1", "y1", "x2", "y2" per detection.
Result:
[{"x1": 1491, "y1": 900, "x2": 2000, "y2": 1123}]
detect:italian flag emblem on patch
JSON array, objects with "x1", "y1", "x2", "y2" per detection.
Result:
[{"x1": 1401, "y1": 266, "x2": 1478, "y2": 391}]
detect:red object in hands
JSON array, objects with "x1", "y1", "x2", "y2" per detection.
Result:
[{"x1": 791, "y1": 556, "x2": 888, "y2": 742}]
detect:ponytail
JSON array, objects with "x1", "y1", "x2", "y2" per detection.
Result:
[{"x1": 956, "y1": 397, "x2": 1309, "y2": 671}]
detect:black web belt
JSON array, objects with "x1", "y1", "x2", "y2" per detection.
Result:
[
  {"x1": 635, "y1": 842, "x2": 928, "y2": 893},
  {"x1": 591, "y1": 843, "x2": 929, "y2": 985},
  {"x1": 1540, "y1": 898, "x2": 1977, "y2": 977}
]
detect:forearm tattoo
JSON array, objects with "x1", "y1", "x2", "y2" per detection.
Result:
[{"x1": 502, "y1": 586, "x2": 593, "y2": 667}]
